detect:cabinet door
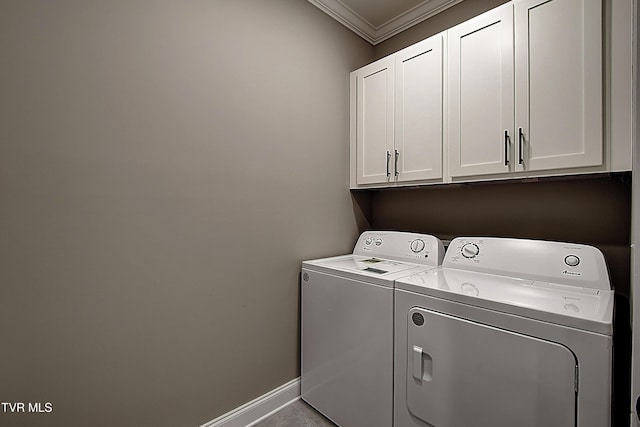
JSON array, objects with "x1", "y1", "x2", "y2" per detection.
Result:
[
  {"x1": 448, "y1": 4, "x2": 514, "y2": 178},
  {"x1": 514, "y1": 0, "x2": 602, "y2": 172},
  {"x1": 394, "y1": 34, "x2": 444, "y2": 182},
  {"x1": 355, "y1": 57, "x2": 394, "y2": 185}
]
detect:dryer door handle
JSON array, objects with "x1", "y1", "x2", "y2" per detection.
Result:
[{"x1": 412, "y1": 346, "x2": 433, "y2": 382}]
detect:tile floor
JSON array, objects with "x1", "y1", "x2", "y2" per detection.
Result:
[{"x1": 252, "y1": 399, "x2": 336, "y2": 427}]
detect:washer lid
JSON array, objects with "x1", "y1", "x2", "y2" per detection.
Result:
[
  {"x1": 303, "y1": 254, "x2": 428, "y2": 287},
  {"x1": 396, "y1": 268, "x2": 613, "y2": 335}
]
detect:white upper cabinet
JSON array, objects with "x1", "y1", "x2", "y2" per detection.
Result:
[
  {"x1": 448, "y1": 0, "x2": 603, "y2": 179},
  {"x1": 350, "y1": 0, "x2": 627, "y2": 188},
  {"x1": 448, "y1": 4, "x2": 514, "y2": 177},
  {"x1": 354, "y1": 57, "x2": 395, "y2": 185},
  {"x1": 394, "y1": 34, "x2": 445, "y2": 182},
  {"x1": 352, "y1": 33, "x2": 445, "y2": 187},
  {"x1": 514, "y1": 0, "x2": 602, "y2": 172}
]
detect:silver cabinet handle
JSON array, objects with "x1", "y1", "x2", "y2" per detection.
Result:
[
  {"x1": 518, "y1": 127, "x2": 524, "y2": 165},
  {"x1": 394, "y1": 149, "x2": 399, "y2": 177},
  {"x1": 386, "y1": 150, "x2": 391, "y2": 178},
  {"x1": 504, "y1": 130, "x2": 509, "y2": 166}
]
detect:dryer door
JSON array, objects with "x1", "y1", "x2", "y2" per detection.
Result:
[{"x1": 407, "y1": 307, "x2": 576, "y2": 427}]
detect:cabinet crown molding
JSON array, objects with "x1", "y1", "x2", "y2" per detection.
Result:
[{"x1": 307, "y1": 0, "x2": 463, "y2": 44}]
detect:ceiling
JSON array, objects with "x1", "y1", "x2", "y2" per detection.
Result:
[{"x1": 308, "y1": 0, "x2": 463, "y2": 45}]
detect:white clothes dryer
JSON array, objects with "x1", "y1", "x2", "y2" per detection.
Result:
[
  {"x1": 394, "y1": 237, "x2": 614, "y2": 427},
  {"x1": 302, "y1": 231, "x2": 444, "y2": 427}
]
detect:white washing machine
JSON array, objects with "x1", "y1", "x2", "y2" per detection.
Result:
[
  {"x1": 301, "y1": 231, "x2": 445, "y2": 427},
  {"x1": 394, "y1": 237, "x2": 614, "y2": 427}
]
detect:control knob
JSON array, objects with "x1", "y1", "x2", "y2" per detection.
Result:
[
  {"x1": 410, "y1": 239, "x2": 426, "y2": 253},
  {"x1": 461, "y1": 243, "x2": 480, "y2": 259},
  {"x1": 564, "y1": 255, "x2": 580, "y2": 267}
]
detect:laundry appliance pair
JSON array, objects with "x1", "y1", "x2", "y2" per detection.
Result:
[{"x1": 301, "y1": 231, "x2": 614, "y2": 427}]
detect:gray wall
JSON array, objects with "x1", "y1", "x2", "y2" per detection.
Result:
[{"x1": 0, "y1": 1, "x2": 372, "y2": 426}]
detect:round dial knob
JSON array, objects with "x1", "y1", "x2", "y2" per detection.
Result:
[
  {"x1": 410, "y1": 239, "x2": 426, "y2": 253},
  {"x1": 564, "y1": 255, "x2": 580, "y2": 267},
  {"x1": 364, "y1": 237, "x2": 373, "y2": 246},
  {"x1": 461, "y1": 243, "x2": 480, "y2": 259}
]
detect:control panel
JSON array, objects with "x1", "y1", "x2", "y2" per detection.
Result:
[
  {"x1": 354, "y1": 231, "x2": 445, "y2": 266},
  {"x1": 443, "y1": 237, "x2": 610, "y2": 290}
]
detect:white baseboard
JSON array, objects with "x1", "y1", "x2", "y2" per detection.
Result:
[{"x1": 200, "y1": 378, "x2": 301, "y2": 427}]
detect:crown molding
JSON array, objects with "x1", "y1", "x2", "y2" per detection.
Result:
[{"x1": 308, "y1": 0, "x2": 464, "y2": 45}]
